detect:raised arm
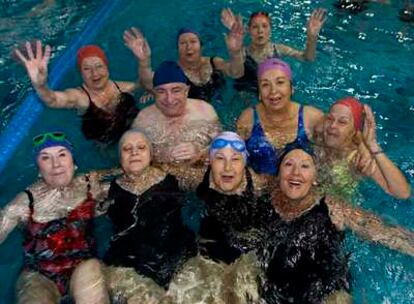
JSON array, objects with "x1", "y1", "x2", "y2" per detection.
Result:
[
  {"x1": 123, "y1": 27, "x2": 153, "y2": 92},
  {"x1": 0, "y1": 192, "x2": 30, "y2": 244},
  {"x1": 356, "y1": 105, "x2": 411, "y2": 199},
  {"x1": 326, "y1": 197, "x2": 414, "y2": 257},
  {"x1": 277, "y1": 8, "x2": 327, "y2": 62},
  {"x1": 15, "y1": 40, "x2": 87, "y2": 109},
  {"x1": 213, "y1": 15, "x2": 245, "y2": 78}
]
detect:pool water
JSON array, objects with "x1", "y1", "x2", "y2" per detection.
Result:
[{"x1": 1, "y1": 0, "x2": 413, "y2": 303}]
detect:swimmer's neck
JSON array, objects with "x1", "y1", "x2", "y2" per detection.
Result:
[{"x1": 178, "y1": 57, "x2": 202, "y2": 70}]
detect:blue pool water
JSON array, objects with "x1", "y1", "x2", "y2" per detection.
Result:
[{"x1": 0, "y1": 0, "x2": 413, "y2": 303}]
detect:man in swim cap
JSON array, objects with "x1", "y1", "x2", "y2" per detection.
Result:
[{"x1": 132, "y1": 61, "x2": 221, "y2": 165}]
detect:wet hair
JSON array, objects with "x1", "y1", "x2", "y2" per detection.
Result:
[
  {"x1": 118, "y1": 128, "x2": 153, "y2": 158},
  {"x1": 248, "y1": 11, "x2": 271, "y2": 27}
]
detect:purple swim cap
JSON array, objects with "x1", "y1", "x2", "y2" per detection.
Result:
[{"x1": 257, "y1": 58, "x2": 292, "y2": 80}]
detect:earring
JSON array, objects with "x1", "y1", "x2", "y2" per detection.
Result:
[
  {"x1": 312, "y1": 181, "x2": 318, "y2": 186},
  {"x1": 74, "y1": 165, "x2": 78, "y2": 171}
]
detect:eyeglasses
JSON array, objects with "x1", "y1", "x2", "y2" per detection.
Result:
[
  {"x1": 32, "y1": 132, "x2": 67, "y2": 147},
  {"x1": 211, "y1": 138, "x2": 246, "y2": 152}
]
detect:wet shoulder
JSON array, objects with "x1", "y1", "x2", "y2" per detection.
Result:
[
  {"x1": 237, "y1": 107, "x2": 254, "y2": 139},
  {"x1": 187, "y1": 98, "x2": 218, "y2": 120}
]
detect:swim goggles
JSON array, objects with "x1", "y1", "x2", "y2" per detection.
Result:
[
  {"x1": 32, "y1": 131, "x2": 67, "y2": 147},
  {"x1": 211, "y1": 138, "x2": 246, "y2": 153}
]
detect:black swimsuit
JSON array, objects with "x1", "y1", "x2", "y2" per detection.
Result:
[
  {"x1": 186, "y1": 57, "x2": 225, "y2": 102},
  {"x1": 259, "y1": 197, "x2": 349, "y2": 304},
  {"x1": 197, "y1": 168, "x2": 265, "y2": 264},
  {"x1": 80, "y1": 82, "x2": 138, "y2": 144},
  {"x1": 234, "y1": 46, "x2": 280, "y2": 94},
  {"x1": 104, "y1": 174, "x2": 197, "y2": 288}
]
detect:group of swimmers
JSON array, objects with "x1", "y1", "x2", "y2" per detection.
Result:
[{"x1": 1, "y1": 5, "x2": 413, "y2": 304}]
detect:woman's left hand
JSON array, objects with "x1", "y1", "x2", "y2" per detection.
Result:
[
  {"x1": 307, "y1": 8, "x2": 327, "y2": 37},
  {"x1": 225, "y1": 15, "x2": 244, "y2": 54},
  {"x1": 362, "y1": 104, "x2": 382, "y2": 153}
]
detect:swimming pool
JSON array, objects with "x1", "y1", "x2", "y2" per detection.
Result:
[{"x1": 0, "y1": 0, "x2": 413, "y2": 303}]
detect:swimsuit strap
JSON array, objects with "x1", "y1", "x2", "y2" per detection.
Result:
[
  {"x1": 272, "y1": 43, "x2": 280, "y2": 58},
  {"x1": 252, "y1": 107, "x2": 260, "y2": 127},
  {"x1": 209, "y1": 56, "x2": 216, "y2": 70},
  {"x1": 296, "y1": 105, "x2": 307, "y2": 139},
  {"x1": 80, "y1": 86, "x2": 93, "y2": 103},
  {"x1": 24, "y1": 190, "x2": 34, "y2": 215},
  {"x1": 113, "y1": 81, "x2": 122, "y2": 93}
]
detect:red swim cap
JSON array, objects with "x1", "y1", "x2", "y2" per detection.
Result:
[
  {"x1": 77, "y1": 45, "x2": 108, "y2": 69},
  {"x1": 333, "y1": 96, "x2": 364, "y2": 131}
]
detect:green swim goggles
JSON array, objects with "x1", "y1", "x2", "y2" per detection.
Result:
[{"x1": 32, "y1": 131, "x2": 67, "y2": 147}]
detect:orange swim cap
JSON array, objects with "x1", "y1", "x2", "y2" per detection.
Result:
[{"x1": 77, "y1": 45, "x2": 108, "y2": 69}]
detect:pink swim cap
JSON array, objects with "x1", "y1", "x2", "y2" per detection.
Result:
[
  {"x1": 333, "y1": 96, "x2": 364, "y2": 131},
  {"x1": 257, "y1": 58, "x2": 292, "y2": 80}
]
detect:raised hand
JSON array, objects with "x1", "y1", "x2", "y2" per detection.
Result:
[
  {"x1": 225, "y1": 15, "x2": 245, "y2": 54},
  {"x1": 123, "y1": 27, "x2": 151, "y2": 62},
  {"x1": 307, "y1": 8, "x2": 327, "y2": 37},
  {"x1": 362, "y1": 104, "x2": 381, "y2": 153},
  {"x1": 15, "y1": 40, "x2": 51, "y2": 88},
  {"x1": 221, "y1": 8, "x2": 236, "y2": 30}
]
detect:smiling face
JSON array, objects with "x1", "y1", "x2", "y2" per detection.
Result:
[
  {"x1": 258, "y1": 68, "x2": 293, "y2": 112},
  {"x1": 279, "y1": 149, "x2": 316, "y2": 201},
  {"x1": 120, "y1": 132, "x2": 151, "y2": 175},
  {"x1": 248, "y1": 15, "x2": 271, "y2": 46},
  {"x1": 178, "y1": 32, "x2": 202, "y2": 63},
  {"x1": 211, "y1": 147, "x2": 245, "y2": 193},
  {"x1": 80, "y1": 56, "x2": 109, "y2": 91},
  {"x1": 37, "y1": 146, "x2": 75, "y2": 188},
  {"x1": 323, "y1": 104, "x2": 356, "y2": 149},
  {"x1": 154, "y1": 82, "x2": 189, "y2": 117}
]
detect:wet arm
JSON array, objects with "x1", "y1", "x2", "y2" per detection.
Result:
[
  {"x1": 327, "y1": 198, "x2": 414, "y2": 256},
  {"x1": 368, "y1": 150, "x2": 411, "y2": 199},
  {"x1": 0, "y1": 193, "x2": 30, "y2": 244},
  {"x1": 35, "y1": 86, "x2": 88, "y2": 109}
]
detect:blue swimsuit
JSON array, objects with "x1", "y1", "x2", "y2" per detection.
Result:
[{"x1": 246, "y1": 105, "x2": 310, "y2": 175}]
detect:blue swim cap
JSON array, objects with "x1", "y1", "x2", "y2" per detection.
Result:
[
  {"x1": 33, "y1": 131, "x2": 74, "y2": 159},
  {"x1": 176, "y1": 27, "x2": 202, "y2": 46},
  {"x1": 153, "y1": 61, "x2": 188, "y2": 87}
]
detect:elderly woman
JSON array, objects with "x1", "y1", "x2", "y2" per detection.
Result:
[
  {"x1": 15, "y1": 39, "x2": 142, "y2": 144},
  {"x1": 314, "y1": 96, "x2": 411, "y2": 200},
  {"x1": 99, "y1": 128, "x2": 197, "y2": 303},
  {"x1": 259, "y1": 144, "x2": 414, "y2": 304},
  {"x1": 221, "y1": 7, "x2": 327, "y2": 93},
  {"x1": 0, "y1": 131, "x2": 109, "y2": 304},
  {"x1": 168, "y1": 132, "x2": 269, "y2": 303},
  {"x1": 124, "y1": 18, "x2": 245, "y2": 102},
  {"x1": 237, "y1": 58, "x2": 323, "y2": 175}
]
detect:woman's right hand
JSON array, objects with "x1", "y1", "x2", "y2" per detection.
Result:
[
  {"x1": 221, "y1": 8, "x2": 236, "y2": 30},
  {"x1": 15, "y1": 40, "x2": 51, "y2": 88}
]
